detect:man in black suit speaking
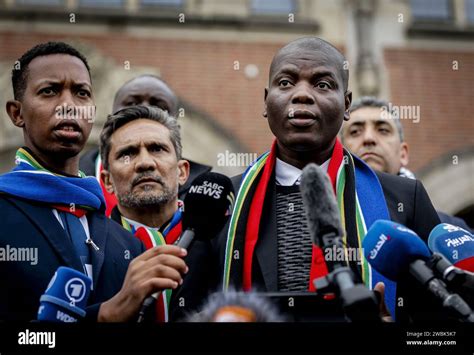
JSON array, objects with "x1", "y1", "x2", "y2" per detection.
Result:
[
  {"x1": 0, "y1": 42, "x2": 188, "y2": 321},
  {"x1": 219, "y1": 37, "x2": 441, "y2": 321}
]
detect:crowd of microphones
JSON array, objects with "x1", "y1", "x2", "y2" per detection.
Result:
[{"x1": 37, "y1": 165, "x2": 474, "y2": 323}]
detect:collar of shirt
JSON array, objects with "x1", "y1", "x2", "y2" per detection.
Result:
[
  {"x1": 275, "y1": 158, "x2": 330, "y2": 186},
  {"x1": 121, "y1": 201, "x2": 183, "y2": 234},
  {"x1": 52, "y1": 209, "x2": 90, "y2": 238},
  {"x1": 122, "y1": 216, "x2": 161, "y2": 233}
]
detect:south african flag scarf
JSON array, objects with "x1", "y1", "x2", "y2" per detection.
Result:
[
  {"x1": 114, "y1": 204, "x2": 183, "y2": 322},
  {"x1": 223, "y1": 138, "x2": 397, "y2": 318},
  {"x1": 0, "y1": 147, "x2": 105, "y2": 214}
]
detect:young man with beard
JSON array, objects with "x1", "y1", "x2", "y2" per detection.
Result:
[
  {"x1": 100, "y1": 105, "x2": 218, "y2": 321},
  {"x1": 0, "y1": 42, "x2": 187, "y2": 322},
  {"x1": 220, "y1": 37, "x2": 442, "y2": 321}
]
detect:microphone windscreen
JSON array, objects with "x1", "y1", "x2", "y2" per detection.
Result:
[
  {"x1": 183, "y1": 172, "x2": 234, "y2": 239},
  {"x1": 428, "y1": 223, "x2": 474, "y2": 272},
  {"x1": 186, "y1": 289, "x2": 285, "y2": 322},
  {"x1": 37, "y1": 266, "x2": 92, "y2": 322},
  {"x1": 300, "y1": 163, "x2": 343, "y2": 247},
  {"x1": 362, "y1": 220, "x2": 431, "y2": 281}
]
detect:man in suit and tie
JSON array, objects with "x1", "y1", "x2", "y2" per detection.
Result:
[{"x1": 0, "y1": 42, "x2": 188, "y2": 322}]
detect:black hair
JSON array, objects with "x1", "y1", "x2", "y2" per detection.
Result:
[
  {"x1": 349, "y1": 96, "x2": 404, "y2": 142},
  {"x1": 269, "y1": 37, "x2": 349, "y2": 92},
  {"x1": 99, "y1": 105, "x2": 182, "y2": 170},
  {"x1": 11, "y1": 41, "x2": 91, "y2": 100}
]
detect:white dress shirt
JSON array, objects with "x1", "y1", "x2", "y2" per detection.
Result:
[{"x1": 275, "y1": 158, "x2": 330, "y2": 186}]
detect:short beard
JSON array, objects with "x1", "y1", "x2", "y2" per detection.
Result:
[{"x1": 118, "y1": 184, "x2": 177, "y2": 209}]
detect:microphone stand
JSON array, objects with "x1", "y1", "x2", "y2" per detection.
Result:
[
  {"x1": 313, "y1": 230, "x2": 381, "y2": 322},
  {"x1": 410, "y1": 260, "x2": 474, "y2": 322},
  {"x1": 427, "y1": 253, "x2": 474, "y2": 291}
]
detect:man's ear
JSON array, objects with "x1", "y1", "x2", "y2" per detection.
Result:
[
  {"x1": 263, "y1": 88, "x2": 268, "y2": 118},
  {"x1": 177, "y1": 159, "x2": 190, "y2": 187},
  {"x1": 100, "y1": 169, "x2": 115, "y2": 194},
  {"x1": 400, "y1": 142, "x2": 409, "y2": 167},
  {"x1": 344, "y1": 91, "x2": 352, "y2": 121},
  {"x1": 6, "y1": 100, "x2": 24, "y2": 128}
]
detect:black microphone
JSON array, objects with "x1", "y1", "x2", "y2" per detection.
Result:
[
  {"x1": 137, "y1": 172, "x2": 235, "y2": 322},
  {"x1": 300, "y1": 163, "x2": 380, "y2": 321},
  {"x1": 426, "y1": 253, "x2": 474, "y2": 308},
  {"x1": 177, "y1": 172, "x2": 235, "y2": 249}
]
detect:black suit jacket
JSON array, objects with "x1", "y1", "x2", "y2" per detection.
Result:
[
  {"x1": 210, "y1": 170, "x2": 443, "y2": 321},
  {"x1": 0, "y1": 195, "x2": 144, "y2": 321},
  {"x1": 437, "y1": 211, "x2": 472, "y2": 232}
]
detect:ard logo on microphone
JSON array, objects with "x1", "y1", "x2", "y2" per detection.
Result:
[
  {"x1": 188, "y1": 180, "x2": 224, "y2": 199},
  {"x1": 65, "y1": 278, "x2": 87, "y2": 304},
  {"x1": 368, "y1": 234, "x2": 391, "y2": 260}
]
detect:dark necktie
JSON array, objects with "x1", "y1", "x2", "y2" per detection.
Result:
[{"x1": 59, "y1": 211, "x2": 91, "y2": 271}]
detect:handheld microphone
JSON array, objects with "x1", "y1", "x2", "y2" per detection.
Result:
[
  {"x1": 362, "y1": 220, "x2": 474, "y2": 322},
  {"x1": 137, "y1": 172, "x2": 235, "y2": 322},
  {"x1": 300, "y1": 164, "x2": 345, "y2": 270},
  {"x1": 362, "y1": 220, "x2": 428, "y2": 281},
  {"x1": 427, "y1": 223, "x2": 474, "y2": 303},
  {"x1": 301, "y1": 163, "x2": 380, "y2": 321},
  {"x1": 37, "y1": 266, "x2": 92, "y2": 322},
  {"x1": 177, "y1": 172, "x2": 235, "y2": 249},
  {"x1": 428, "y1": 223, "x2": 474, "y2": 272}
]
